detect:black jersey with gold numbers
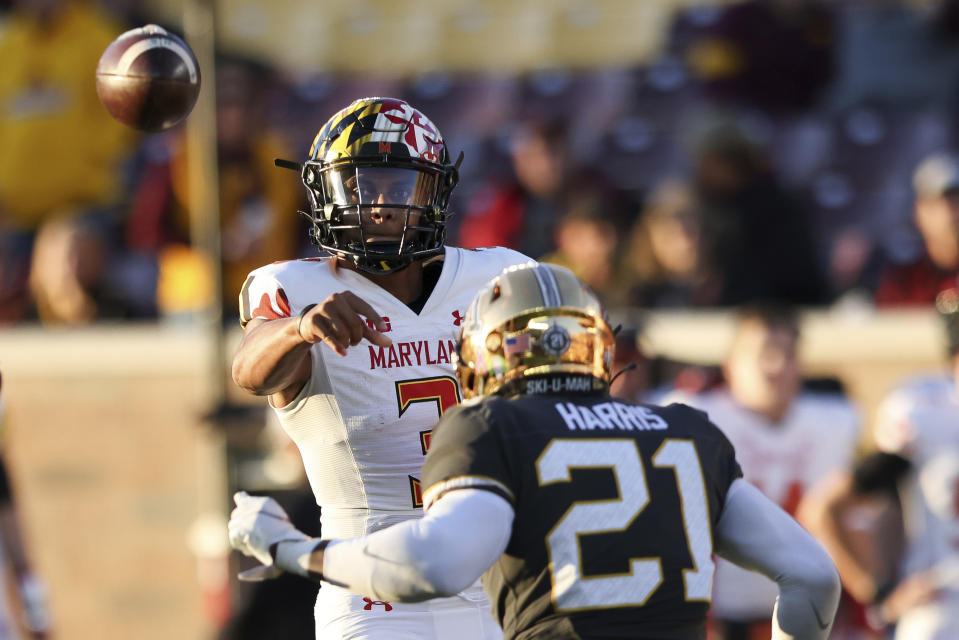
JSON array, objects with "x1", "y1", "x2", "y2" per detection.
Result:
[{"x1": 421, "y1": 391, "x2": 743, "y2": 640}]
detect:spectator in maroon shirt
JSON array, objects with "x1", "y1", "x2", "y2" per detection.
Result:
[{"x1": 875, "y1": 152, "x2": 959, "y2": 307}]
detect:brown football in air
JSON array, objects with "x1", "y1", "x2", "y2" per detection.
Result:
[{"x1": 96, "y1": 24, "x2": 201, "y2": 132}]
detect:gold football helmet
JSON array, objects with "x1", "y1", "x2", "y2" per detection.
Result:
[{"x1": 456, "y1": 263, "x2": 615, "y2": 399}]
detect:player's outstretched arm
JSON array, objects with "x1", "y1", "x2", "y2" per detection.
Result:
[
  {"x1": 229, "y1": 489, "x2": 514, "y2": 600},
  {"x1": 715, "y1": 479, "x2": 841, "y2": 640},
  {"x1": 320, "y1": 489, "x2": 513, "y2": 601},
  {"x1": 232, "y1": 291, "x2": 391, "y2": 404}
]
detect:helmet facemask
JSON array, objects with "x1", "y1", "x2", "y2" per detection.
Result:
[
  {"x1": 302, "y1": 158, "x2": 455, "y2": 274},
  {"x1": 455, "y1": 264, "x2": 615, "y2": 400}
]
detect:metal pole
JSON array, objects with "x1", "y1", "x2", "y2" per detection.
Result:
[
  {"x1": 183, "y1": 0, "x2": 226, "y2": 411},
  {"x1": 181, "y1": 0, "x2": 233, "y2": 630}
]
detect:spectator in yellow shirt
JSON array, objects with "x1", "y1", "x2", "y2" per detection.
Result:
[{"x1": 0, "y1": 0, "x2": 135, "y2": 323}]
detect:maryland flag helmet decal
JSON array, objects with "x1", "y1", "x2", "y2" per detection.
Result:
[{"x1": 310, "y1": 97, "x2": 450, "y2": 165}]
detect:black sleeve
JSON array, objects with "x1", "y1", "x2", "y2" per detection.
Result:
[
  {"x1": 852, "y1": 452, "x2": 911, "y2": 496},
  {"x1": 420, "y1": 401, "x2": 515, "y2": 507}
]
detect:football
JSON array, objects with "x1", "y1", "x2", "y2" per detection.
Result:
[{"x1": 96, "y1": 24, "x2": 201, "y2": 132}]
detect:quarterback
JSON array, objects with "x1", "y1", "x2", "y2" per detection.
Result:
[
  {"x1": 230, "y1": 97, "x2": 530, "y2": 639},
  {"x1": 230, "y1": 263, "x2": 841, "y2": 640}
]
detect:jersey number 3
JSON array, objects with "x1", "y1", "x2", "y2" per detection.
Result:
[
  {"x1": 396, "y1": 376, "x2": 461, "y2": 507},
  {"x1": 537, "y1": 438, "x2": 713, "y2": 611}
]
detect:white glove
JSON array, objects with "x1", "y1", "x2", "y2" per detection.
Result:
[{"x1": 228, "y1": 491, "x2": 310, "y2": 568}]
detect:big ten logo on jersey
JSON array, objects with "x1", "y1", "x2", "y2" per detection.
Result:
[{"x1": 394, "y1": 376, "x2": 461, "y2": 507}]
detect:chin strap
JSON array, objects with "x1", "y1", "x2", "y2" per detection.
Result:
[{"x1": 610, "y1": 362, "x2": 638, "y2": 386}]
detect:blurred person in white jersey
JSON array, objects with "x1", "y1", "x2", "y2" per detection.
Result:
[
  {"x1": 665, "y1": 303, "x2": 860, "y2": 639},
  {"x1": 230, "y1": 97, "x2": 530, "y2": 639},
  {"x1": 802, "y1": 288, "x2": 959, "y2": 639},
  {"x1": 0, "y1": 373, "x2": 50, "y2": 639}
]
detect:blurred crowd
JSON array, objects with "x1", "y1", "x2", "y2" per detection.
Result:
[
  {"x1": 2, "y1": 1, "x2": 959, "y2": 639},
  {"x1": 3, "y1": 0, "x2": 959, "y2": 327}
]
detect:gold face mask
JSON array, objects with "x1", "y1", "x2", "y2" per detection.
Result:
[{"x1": 455, "y1": 263, "x2": 615, "y2": 400}]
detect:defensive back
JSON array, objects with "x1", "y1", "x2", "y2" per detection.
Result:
[{"x1": 422, "y1": 393, "x2": 742, "y2": 640}]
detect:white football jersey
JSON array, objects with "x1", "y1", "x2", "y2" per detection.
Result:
[
  {"x1": 240, "y1": 247, "x2": 531, "y2": 539},
  {"x1": 873, "y1": 374, "x2": 959, "y2": 640},
  {"x1": 664, "y1": 387, "x2": 860, "y2": 620}
]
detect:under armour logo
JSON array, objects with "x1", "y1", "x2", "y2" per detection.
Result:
[
  {"x1": 362, "y1": 597, "x2": 393, "y2": 611},
  {"x1": 452, "y1": 310, "x2": 464, "y2": 326}
]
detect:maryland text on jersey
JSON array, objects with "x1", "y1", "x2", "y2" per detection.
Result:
[{"x1": 368, "y1": 339, "x2": 458, "y2": 371}]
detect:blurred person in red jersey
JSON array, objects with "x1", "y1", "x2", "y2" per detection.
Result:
[
  {"x1": 456, "y1": 117, "x2": 625, "y2": 259},
  {"x1": 693, "y1": 123, "x2": 829, "y2": 306},
  {"x1": 874, "y1": 152, "x2": 959, "y2": 308},
  {"x1": 620, "y1": 179, "x2": 723, "y2": 309},
  {"x1": 664, "y1": 303, "x2": 861, "y2": 640},
  {"x1": 0, "y1": 372, "x2": 51, "y2": 639},
  {"x1": 0, "y1": 0, "x2": 136, "y2": 324},
  {"x1": 801, "y1": 288, "x2": 959, "y2": 640},
  {"x1": 123, "y1": 56, "x2": 301, "y2": 321}
]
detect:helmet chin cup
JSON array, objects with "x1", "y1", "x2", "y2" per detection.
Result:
[
  {"x1": 350, "y1": 250, "x2": 414, "y2": 275},
  {"x1": 308, "y1": 202, "x2": 446, "y2": 273}
]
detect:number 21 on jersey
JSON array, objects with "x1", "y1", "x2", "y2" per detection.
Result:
[{"x1": 537, "y1": 438, "x2": 714, "y2": 611}]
